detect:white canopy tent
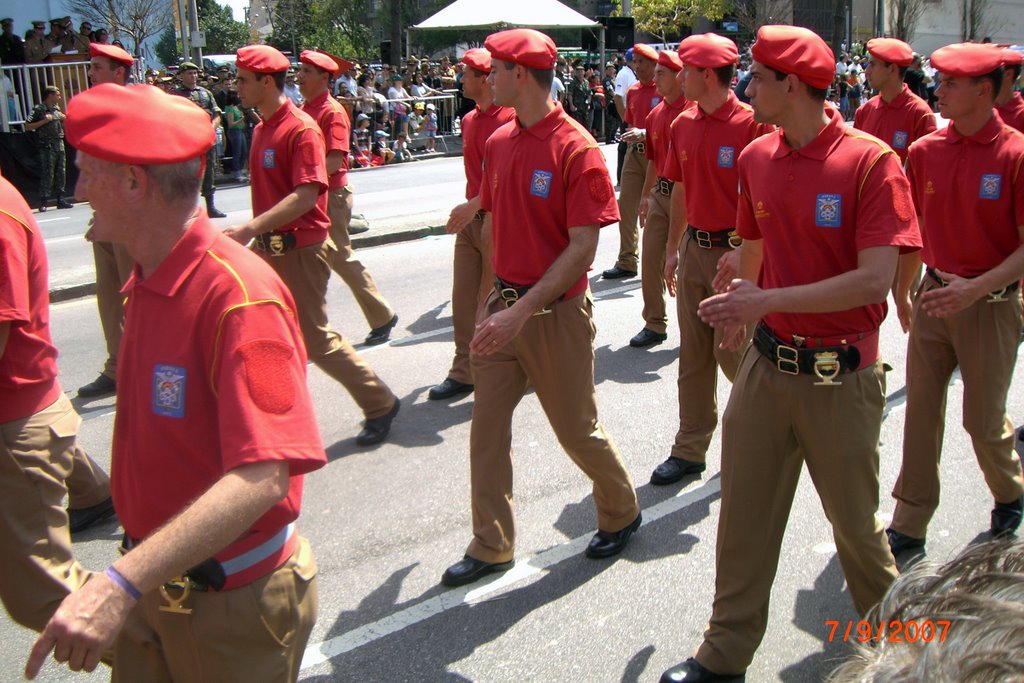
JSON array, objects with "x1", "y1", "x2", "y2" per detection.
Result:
[{"x1": 413, "y1": 0, "x2": 601, "y2": 31}]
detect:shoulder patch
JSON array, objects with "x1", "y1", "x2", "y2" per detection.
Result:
[
  {"x1": 884, "y1": 175, "x2": 915, "y2": 222},
  {"x1": 584, "y1": 167, "x2": 613, "y2": 203},
  {"x1": 239, "y1": 339, "x2": 296, "y2": 414}
]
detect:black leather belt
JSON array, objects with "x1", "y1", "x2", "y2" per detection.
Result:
[
  {"x1": 252, "y1": 231, "x2": 297, "y2": 255},
  {"x1": 752, "y1": 322, "x2": 862, "y2": 383},
  {"x1": 494, "y1": 277, "x2": 559, "y2": 315},
  {"x1": 122, "y1": 535, "x2": 226, "y2": 592},
  {"x1": 925, "y1": 267, "x2": 1019, "y2": 301},
  {"x1": 656, "y1": 177, "x2": 673, "y2": 196},
  {"x1": 630, "y1": 141, "x2": 645, "y2": 154},
  {"x1": 687, "y1": 225, "x2": 742, "y2": 250}
]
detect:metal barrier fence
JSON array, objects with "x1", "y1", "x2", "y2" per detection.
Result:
[{"x1": 354, "y1": 91, "x2": 458, "y2": 151}]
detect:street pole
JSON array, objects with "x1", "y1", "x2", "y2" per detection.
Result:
[{"x1": 188, "y1": 0, "x2": 202, "y2": 65}]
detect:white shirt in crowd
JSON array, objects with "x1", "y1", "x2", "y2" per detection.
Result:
[
  {"x1": 614, "y1": 64, "x2": 637, "y2": 108},
  {"x1": 550, "y1": 76, "x2": 565, "y2": 102}
]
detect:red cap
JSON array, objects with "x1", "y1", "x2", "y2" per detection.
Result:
[
  {"x1": 633, "y1": 43, "x2": 658, "y2": 63},
  {"x1": 300, "y1": 49, "x2": 339, "y2": 75},
  {"x1": 866, "y1": 38, "x2": 914, "y2": 67},
  {"x1": 657, "y1": 50, "x2": 683, "y2": 72},
  {"x1": 462, "y1": 48, "x2": 493, "y2": 74},
  {"x1": 930, "y1": 42, "x2": 1004, "y2": 77},
  {"x1": 751, "y1": 25, "x2": 835, "y2": 90},
  {"x1": 678, "y1": 33, "x2": 739, "y2": 69},
  {"x1": 89, "y1": 42, "x2": 133, "y2": 66},
  {"x1": 1001, "y1": 48, "x2": 1023, "y2": 66},
  {"x1": 236, "y1": 44, "x2": 291, "y2": 74},
  {"x1": 66, "y1": 84, "x2": 214, "y2": 164},
  {"x1": 484, "y1": 29, "x2": 557, "y2": 70}
]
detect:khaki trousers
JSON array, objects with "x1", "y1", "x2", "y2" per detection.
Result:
[
  {"x1": 258, "y1": 241, "x2": 395, "y2": 419},
  {"x1": 93, "y1": 240, "x2": 134, "y2": 379},
  {"x1": 113, "y1": 537, "x2": 318, "y2": 683},
  {"x1": 0, "y1": 394, "x2": 93, "y2": 631},
  {"x1": 447, "y1": 217, "x2": 492, "y2": 385},
  {"x1": 892, "y1": 277, "x2": 1024, "y2": 538},
  {"x1": 696, "y1": 350, "x2": 897, "y2": 674},
  {"x1": 640, "y1": 189, "x2": 671, "y2": 334},
  {"x1": 671, "y1": 232, "x2": 744, "y2": 462},
  {"x1": 614, "y1": 147, "x2": 645, "y2": 271},
  {"x1": 326, "y1": 187, "x2": 394, "y2": 330},
  {"x1": 466, "y1": 292, "x2": 640, "y2": 563}
]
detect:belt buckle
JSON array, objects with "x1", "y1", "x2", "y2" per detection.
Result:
[
  {"x1": 500, "y1": 287, "x2": 519, "y2": 309},
  {"x1": 988, "y1": 286, "x2": 1008, "y2": 303},
  {"x1": 776, "y1": 345, "x2": 800, "y2": 375},
  {"x1": 159, "y1": 577, "x2": 194, "y2": 614},
  {"x1": 812, "y1": 351, "x2": 842, "y2": 386},
  {"x1": 269, "y1": 233, "x2": 286, "y2": 256},
  {"x1": 727, "y1": 230, "x2": 743, "y2": 249},
  {"x1": 695, "y1": 229, "x2": 713, "y2": 249},
  {"x1": 636, "y1": 142, "x2": 645, "y2": 154},
  {"x1": 657, "y1": 178, "x2": 671, "y2": 195}
]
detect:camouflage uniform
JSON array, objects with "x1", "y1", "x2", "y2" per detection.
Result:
[
  {"x1": 566, "y1": 76, "x2": 591, "y2": 127},
  {"x1": 29, "y1": 102, "x2": 65, "y2": 203},
  {"x1": 172, "y1": 83, "x2": 223, "y2": 207}
]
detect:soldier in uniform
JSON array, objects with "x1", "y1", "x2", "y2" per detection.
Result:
[
  {"x1": 228, "y1": 44, "x2": 400, "y2": 446},
  {"x1": 566, "y1": 63, "x2": 591, "y2": 128},
  {"x1": 602, "y1": 44, "x2": 658, "y2": 283},
  {"x1": 25, "y1": 86, "x2": 72, "y2": 212},
  {"x1": 28, "y1": 83, "x2": 324, "y2": 681},
  {"x1": 78, "y1": 42, "x2": 136, "y2": 399},
  {"x1": 0, "y1": 18, "x2": 25, "y2": 64},
  {"x1": 995, "y1": 49, "x2": 1024, "y2": 133},
  {"x1": 298, "y1": 50, "x2": 399, "y2": 346},
  {"x1": 57, "y1": 17, "x2": 88, "y2": 54},
  {"x1": 440, "y1": 28, "x2": 641, "y2": 588},
  {"x1": 889, "y1": 43, "x2": 1024, "y2": 558},
  {"x1": 663, "y1": 26, "x2": 920, "y2": 682},
  {"x1": 652, "y1": 33, "x2": 770, "y2": 487},
  {"x1": 173, "y1": 62, "x2": 227, "y2": 218},
  {"x1": 24, "y1": 21, "x2": 51, "y2": 65}
]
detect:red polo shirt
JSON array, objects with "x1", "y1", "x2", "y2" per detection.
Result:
[
  {"x1": 462, "y1": 102, "x2": 516, "y2": 199},
  {"x1": 663, "y1": 92, "x2": 771, "y2": 232},
  {"x1": 480, "y1": 103, "x2": 619, "y2": 299},
  {"x1": 113, "y1": 216, "x2": 326, "y2": 588},
  {"x1": 997, "y1": 92, "x2": 1024, "y2": 133},
  {"x1": 853, "y1": 85, "x2": 937, "y2": 163},
  {"x1": 906, "y1": 114, "x2": 1024, "y2": 277},
  {"x1": 737, "y1": 107, "x2": 921, "y2": 338},
  {"x1": 0, "y1": 177, "x2": 60, "y2": 423},
  {"x1": 644, "y1": 93, "x2": 690, "y2": 176},
  {"x1": 301, "y1": 89, "x2": 351, "y2": 190},
  {"x1": 250, "y1": 99, "x2": 329, "y2": 248},
  {"x1": 625, "y1": 80, "x2": 660, "y2": 128}
]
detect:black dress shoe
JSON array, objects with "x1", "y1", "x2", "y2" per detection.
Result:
[
  {"x1": 585, "y1": 512, "x2": 642, "y2": 559},
  {"x1": 38, "y1": 204, "x2": 48, "y2": 213},
  {"x1": 441, "y1": 555, "x2": 514, "y2": 587},
  {"x1": 651, "y1": 457, "x2": 707, "y2": 485},
  {"x1": 428, "y1": 377, "x2": 474, "y2": 400},
  {"x1": 629, "y1": 328, "x2": 668, "y2": 348},
  {"x1": 991, "y1": 496, "x2": 1023, "y2": 536},
  {"x1": 886, "y1": 527, "x2": 926, "y2": 555},
  {"x1": 77, "y1": 374, "x2": 117, "y2": 398},
  {"x1": 57, "y1": 198, "x2": 74, "y2": 209},
  {"x1": 207, "y1": 206, "x2": 227, "y2": 218},
  {"x1": 68, "y1": 497, "x2": 117, "y2": 534},
  {"x1": 661, "y1": 658, "x2": 745, "y2": 682},
  {"x1": 602, "y1": 266, "x2": 638, "y2": 280},
  {"x1": 356, "y1": 398, "x2": 400, "y2": 446},
  {"x1": 365, "y1": 314, "x2": 399, "y2": 346}
]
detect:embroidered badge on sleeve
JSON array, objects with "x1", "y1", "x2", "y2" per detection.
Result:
[{"x1": 238, "y1": 339, "x2": 296, "y2": 414}]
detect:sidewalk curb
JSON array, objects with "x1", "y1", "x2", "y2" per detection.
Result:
[{"x1": 48, "y1": 224, "x2": 448, "y2": 304}]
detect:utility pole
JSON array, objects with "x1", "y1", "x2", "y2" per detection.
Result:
[{"x1": 188, "y1": 0, "x2": 203, "y2": 65}]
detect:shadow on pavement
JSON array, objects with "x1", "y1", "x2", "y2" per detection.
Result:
[{"x1": 594, "y1": 343, "x2": 678, "y2": 386}]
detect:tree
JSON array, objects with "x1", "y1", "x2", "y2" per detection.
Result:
[
  {"x1": 887, "y1": 0, "x2": 924, "y2": 43},
  {"x1": 155, "y1": 26, "x2": 181, "y2": 66},
  {"x1": 197, "y1": 0, "x2": 250, "y2": 54},
  {"x1": 960, "y1": 0, "x2": 1000, "y2": 41},
  {"x1": 632, "y1": 0, "x2": 731, "y2": 44},
  {"x1": 304, "y1": 0, "x2": 375, "y2": 59},
  {"x1": 734, "y1": 0, "x2": 793, "y2": 33},
  {"x1": 66, "y1": 0, "x2": 171, "y2": 56}
]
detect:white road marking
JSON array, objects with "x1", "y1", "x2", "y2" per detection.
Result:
[
  {"x1": 44, "y1": 234, "x2": 86, "y2": 244},
  {"x1": 37, "y1": 216, "x2": 71, "y2": 224},
  {"x1": 300, "y1": 476, "x2": 722, "y2": 670}
]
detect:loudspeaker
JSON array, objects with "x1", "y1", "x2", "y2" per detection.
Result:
[
  {"x1": 606, "y1": 17, "x2": 634, "y2": 51},
  {"x1": 380, "y1": 40, "x2": 392, "y2": 66}
]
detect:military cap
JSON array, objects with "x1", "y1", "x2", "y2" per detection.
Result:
[
  {"x1": 930, "y1": 42, "x2": 1004, "y2": 77},
  {"x1": 484, "y1": 28, "x2": 557, "y2": 70},
  {"x1": 678, "y1": 33, "x2": 739, "y2": 69},
  {"x1": 178, "y1": 61, "x2": 200, "y2": 72},
  {"x1": 235, "y1": 45, "x2": 290, "y2": 73},
  {"x1": 751, "y1": 25, "x2": 835, "y2": 90},
  {"x1": 633, "y1": 44, "x2": 658, "y2": 62},
  {"x1": 866, "y1": 38, "x2": 914, "y2": 67},
  {"x1": 657, "y1": 49, "x2": 683, "y2": 72},
  {"x1": 90, "y1": 42, "x2": 134, "y2": 66},
  {"x1": 300, "y1": 49, "x2": 339, "y2": 75}
]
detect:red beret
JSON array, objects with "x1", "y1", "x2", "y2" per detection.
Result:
[
  {"x1": 751, "y1": 25, "x2": 835, "y2": 90},
  {"x1": 484, "y1": 29, "x2": 557, "y2": 70},
  {"x1": 633, "y1": 43, "x2": 658, "y2": 63},
  {"x1": 1001, "y1": 48, "x2": 1023, "y2": 66},
  {"x1": 866, "y1": 38, "x2": 914, "y2": 67},
  {"x1": 236, "y1": 44, "x2": 290, "y2": 74},
  {"x1": 657, "y1": 50, "x2": 683, "y2": 72},
  {"x1": 930, "y1": 43, "x2": 1004, "y2": 77},
  {"x1": 300, "y1": 49, "x2": 339, "y2": 75},
  {"x1": 461, "y1": 48, "x2": 493, "y2": 74},
  {"x1": 66, "y1": 84, "x2": 215, "y2": 164},
  {"x1": 678, "y1": 33, "x2": 738, "y2": 69},
  {"x1": 89, "y1": 42, "x2": 133, "y2": 66}
]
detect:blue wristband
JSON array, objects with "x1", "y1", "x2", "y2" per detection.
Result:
[{"x1": 105, "y1": 566, "x2": 142, "y2": 600}]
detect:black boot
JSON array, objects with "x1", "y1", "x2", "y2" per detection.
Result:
[
  {"x1": 205, "y1": 193, "x2": 226, "y2": 218},
  {"x1": 57, "y1": 196, "x2": 73, "y2": 209},
  {"x1": 38, "y1": 197, "x2": 49, "y2": 212}
]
